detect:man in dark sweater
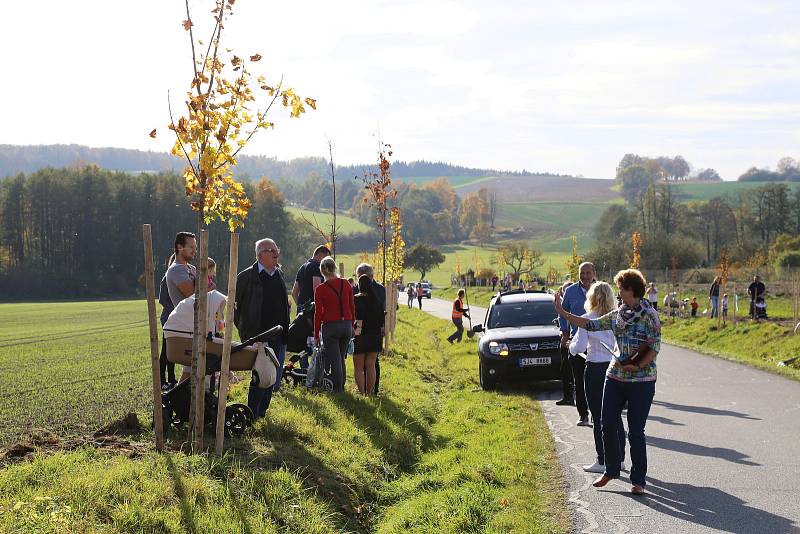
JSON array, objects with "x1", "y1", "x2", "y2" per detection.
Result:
[{"x1": 235, "y1": 238, "x2": 290, "y2": 419}]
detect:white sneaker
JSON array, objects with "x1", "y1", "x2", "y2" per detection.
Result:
[{"x1": 582, "y1": 462, "x2": 605, "y2": 474}]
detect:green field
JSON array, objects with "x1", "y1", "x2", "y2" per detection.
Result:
[
  {"x1": 0, "y1": 302, "x2": 567, "y2": 533},
  {"x1": 394, "y1": 175, "x2": 497, "y2": 188},
  {"x1": 337, "y1": 245, "x2": 572, "y2": 288},
  {"x1": 672, "y1": 181, "x2": 800, "y2": 202},
  {"x1": 287, "y1": 206, "x2": 373, "y2": 235},
  {"x1": 495, "y1": 201, "x2": 602, "y2": 252}
]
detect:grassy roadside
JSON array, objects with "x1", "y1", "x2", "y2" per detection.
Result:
[
  {"x1": 662, "y1": 318, "x2": 800, "y2": 382},
  {"x1": 0, "y1": 306, "x2": 568, "y2": 533}
]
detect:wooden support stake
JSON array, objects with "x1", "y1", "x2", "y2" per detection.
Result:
[
  {"x1": 142, "y1": 224, "x2": 165, "y2": 451},
  {"x1": 732, "y1": 281, "x2": 737, "y2": 325},
  {"x1": 192, "y1": 229, "x2": 210, "y2": 452},
  {"x1": 215, "y1": 233, "x2": 239, "y2": 455}
]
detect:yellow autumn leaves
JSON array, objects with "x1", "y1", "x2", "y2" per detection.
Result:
[{"x1": 163, "y1": 0, "x2": 315, "y2": 231}]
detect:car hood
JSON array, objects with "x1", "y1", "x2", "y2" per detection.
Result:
[{"x1": 480, "y1": 325, "x2": 561, "y2": 341}]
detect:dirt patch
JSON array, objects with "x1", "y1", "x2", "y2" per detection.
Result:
[
  {"x1": 1, "y1": 415, "x2": 151, "y2": 467},
  {"x1": 94, "y1": 412, "x2": 143, "y2": 438}
]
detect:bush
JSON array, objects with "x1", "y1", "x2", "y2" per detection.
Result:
[{"x1": 775, "y1": 251, "x2": 800, "y2": 273}]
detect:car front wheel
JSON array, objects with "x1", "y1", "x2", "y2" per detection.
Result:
[{"x1": 479, "y1": 360, "x2": 497, "y2": 391}]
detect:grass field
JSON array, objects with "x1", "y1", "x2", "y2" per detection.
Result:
[
  {"x1": 394, "y1": 175, "x2": 497, "y2": 188},
  {"x1": 495, "y1": 201, "x2": 601, "y2": 252},
  {"x1": 0, "y1": 302, "x2": 568, "y2": 533},
  {"x1": 337, "y1": 245, "x2": 572, "y2": 288},
  {"x1": 671, "y1": 181, "x2": 800, "y2": 202},
  {"x1": 287, "y1": 206, "x2": 373, "y2": 235}
]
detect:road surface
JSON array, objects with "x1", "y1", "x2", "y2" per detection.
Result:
[{"x1": 422, "y1": 296, "x2": 800, "y2": 533}]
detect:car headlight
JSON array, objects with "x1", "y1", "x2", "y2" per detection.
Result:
[{"x1": 488, "y1": 341, "x2": 509, "y2": 357}]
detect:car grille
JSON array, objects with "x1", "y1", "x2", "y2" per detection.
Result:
[{"x1": 508, "y1": 339, "x2": 560, "y2": 352}]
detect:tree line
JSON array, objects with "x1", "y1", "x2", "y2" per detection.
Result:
[
  {"x1": 587, "y1": 180, "x2": 800, "y2": 275},
  {"x1": 0, "y1": 144, "x2": 562, "y2": 182},
  {"x1": 0, "y1": 166, "x2": 319, "y2": 298}
]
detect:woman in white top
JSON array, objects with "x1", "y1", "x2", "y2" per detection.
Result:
[
  {"x1": 646, "y1": 282, "x2": 658, "y2": 311},
  {"x1": 569, "y1": 281, "x2": 627, "y2": 474}
]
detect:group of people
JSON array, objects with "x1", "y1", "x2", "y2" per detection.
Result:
[
  {"x1": 158, "y1": 234, "x2": 387, "y2": 422},
  {"x1": 405, "y1": 283, "x2": 425, "y2": 309},
  {"x1": 554, "y1": 262, "x2": 661, "y2": 496}
]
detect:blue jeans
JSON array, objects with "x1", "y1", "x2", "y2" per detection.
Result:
[
  {"x1": 585, "y1": 362, "x2": 625, "y2": 466},
  {"x1": 601, "y1": 378, "x2": 655, "y2": 487},
  {"x1": 247, "y1": 339, "x2": 286, "y2": 419},
  {"x1": 710, "y1": 295, "x2": 719, "y2": 318}
]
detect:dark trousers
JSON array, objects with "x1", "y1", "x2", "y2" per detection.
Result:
[
  {"x1": 570, "y1": 354, "x2": 589, "y2": 418},
  {"x1": 159, "y1": 336, "x2": 176, "y2": 385},
  {"x1": 601, "y1": 378, "x2": 655, "y2": 487},
  {"x1": 447, "y1": 318, "x2": 465, "y2": 343},
  {"x1": 247, "y1": 338, "x2": 287, "y2": 418},
  {"x1": 585, "y1": 362, "x2": 625, "y2": 466},
  {"x1": 560, "y1": 347, "x2": 574, "y2": 400},
  {"x1": 417, "y1": 296, "x2": 423, "y2": 309},
  {"x1": 321, "y1": 320, "x2": 352, "y2": 392}
]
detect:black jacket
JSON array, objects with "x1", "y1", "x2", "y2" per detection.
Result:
[{"x1": 234, "y1": 262, "x2": 290, "y2": 343}]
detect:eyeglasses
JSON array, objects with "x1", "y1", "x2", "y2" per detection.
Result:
[{"x1": 259, "y1": 247, "x2": 280, "y2": 255}]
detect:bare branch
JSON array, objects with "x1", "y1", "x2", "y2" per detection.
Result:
[
  {"x1": 184, "y1": 0, "x2": 200, "y2": 85},
  {"x1": 221, "y1": 77, "x2": 284, "y2": 166}
]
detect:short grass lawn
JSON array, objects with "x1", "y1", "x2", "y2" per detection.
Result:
[{"x1": 0, "y1": 303, "x2": 568, "y2": 533}]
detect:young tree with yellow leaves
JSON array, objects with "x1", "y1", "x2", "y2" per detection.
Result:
[{"x1": 155, "y1": 0, "x2": 314, "y2": 450}]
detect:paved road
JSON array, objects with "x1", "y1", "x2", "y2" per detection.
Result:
[{"x1": 423, "y1": 296, "x2": 800, "y2": 533}]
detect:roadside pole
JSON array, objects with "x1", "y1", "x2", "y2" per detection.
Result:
[
  {"x1": 215, "y1": 233, "x2": 239, "y2": 455},
  {"x1": 142, "y1": 224, "x2": 165, "y2": 451}
]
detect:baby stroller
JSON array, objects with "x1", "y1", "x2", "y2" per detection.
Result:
[
  {"x1": 161, "y1": 326, "x2": 282, "y2": 437},
  {"x1": 281, "y1": 345, "x2": 334, "y2": 392},
  {"x1": 752, "y1": 297, "x2": 768, "y2": 319}
]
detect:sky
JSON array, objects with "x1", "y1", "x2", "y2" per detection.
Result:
[{"x1": 4, "y1": 0, "x2": 800, "y2": 180}]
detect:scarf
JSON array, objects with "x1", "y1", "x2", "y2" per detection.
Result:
[{"x1": 617, "y1": 299, "x2": 652, "y2": 330}]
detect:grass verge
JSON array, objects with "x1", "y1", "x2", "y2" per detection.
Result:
[
  {"x1": 662, "y1": 318, "x2": 800, "y2": 382},
  {"x1": 0, "y1": 305, "x2": 568, "y2": 533}
]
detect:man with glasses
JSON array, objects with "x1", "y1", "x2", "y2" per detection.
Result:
[{"x1": 234, "y1": 238, "x2": 290, "y2": 419}]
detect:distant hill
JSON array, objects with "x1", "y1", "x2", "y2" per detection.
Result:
[{"x1": 0, "y1": 144, "x2": 575, "y2": 183}]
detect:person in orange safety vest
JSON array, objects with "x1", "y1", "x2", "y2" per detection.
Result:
[{"x1": 447, "y1": 289, "x2": 471, "y2": 344}]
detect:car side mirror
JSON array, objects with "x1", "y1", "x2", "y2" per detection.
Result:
[{"x1": 472, "y1": 324, "x2": 484, "y2": 333}]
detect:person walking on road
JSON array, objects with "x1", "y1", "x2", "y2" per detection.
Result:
[
  {"x1": 568, "y1": 281, "x2": 626, "y2": 474},
  {"x1": 557, "y1": 262, "x2": 595, "y2": 426},
  {"x1": 555, "y1": 268, "x2": 661, "y2": 496},
  {"x1": 416, "y1": 283, "x2": 424, "y2": 309},
  {"x1": 447, "y1": 289, "x2": 470, "y2": 344},
  {"x1": 406, "y1": 284, "x2": 415, "y2": 309}
]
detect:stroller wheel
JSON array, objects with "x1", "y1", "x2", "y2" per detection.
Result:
[
  {"x1": 224, "y1": 404, "x2": 254, "y2": 437},
  {"x1": 321, "y1": 377, "x2": 335, "y2": 393}
]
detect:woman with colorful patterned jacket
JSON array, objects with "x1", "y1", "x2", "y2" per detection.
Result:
[{"x1": 555, "y1": 268, "x2": 661, "y2": 496}]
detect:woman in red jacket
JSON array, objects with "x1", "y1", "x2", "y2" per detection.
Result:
[{"x1": 313, "y1": 256, "x2": 355, "y2": 392}]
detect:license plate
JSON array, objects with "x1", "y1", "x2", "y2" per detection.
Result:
[{"x1": 519, "y1": 357, "x2": 551, "y2": 367}]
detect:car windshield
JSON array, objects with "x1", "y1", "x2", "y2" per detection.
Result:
[
  {"x1": 421, "y1": 283, "x2": 430, "y2": 289},
  {"x1": 488, "y1": 301, "x2": 556, "y2": 328}
]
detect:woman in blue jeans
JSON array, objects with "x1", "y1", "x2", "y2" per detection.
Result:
[
  {"x1": 568, "y1": 281, "x2": 626, "y2": 475},
  {"x1": 555, "y1": 268, "x2": 661, "y2": 496}
]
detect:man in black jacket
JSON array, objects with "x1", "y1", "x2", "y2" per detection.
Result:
[{"x1": 235, "y1": 238, "x2": 290, "y2": 419}]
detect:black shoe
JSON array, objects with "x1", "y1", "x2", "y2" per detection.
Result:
[
  {"x1": 556, "y1": 398, "x2": 575, "y2": 406},
  {"x1": 447, "y1": 338, "x2": 454, "y2": 344}
]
